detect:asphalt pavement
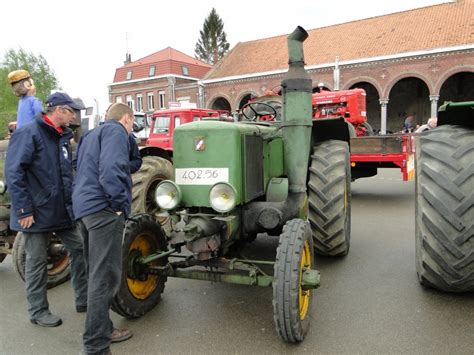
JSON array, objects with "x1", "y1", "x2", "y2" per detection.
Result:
[{"x1": 1, "y1": 169, "x2": 473, "y2": 354}]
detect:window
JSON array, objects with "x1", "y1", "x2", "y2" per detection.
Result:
[
  {"x1": 126, "y1": 70, "x2": 132, "y2": 80},
  {"x1": 126, "y1": 95, "x2": 133, "y2": 110},
  {"x1": 147, "y1": 92, "x2": 154, "y2": 110},
  {"x1": 134, "y1": 113, "x2": 148, "y2": 130},
  {"x1": 181, "y1": 65, "x2": 189, "y2": 76},
  {"x1": 136, "y1": 94, "x2": 143, "y2": 112},
  {"x1": 153, "y1": 116, "x2": 170, "y2": 133},
  {"x1": 158, "y1": 91, "x2": 165, "y2": 109},
  {"x1": 115, "y1": 96, "x2": 122, "y2": 103},
  {"x1": 174, "y1": 116, "x2": 181, "y2": 128},
  {"x1": 149, "y1": 65, "x2": 155, "y2": 77}
]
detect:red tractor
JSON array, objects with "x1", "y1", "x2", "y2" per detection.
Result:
[
  {"x1": 247, "y1": 88, "x2": 414, "y2": 181},
  {"x1": 312, "y1": 88, "x2": 373, "y2": 137}
]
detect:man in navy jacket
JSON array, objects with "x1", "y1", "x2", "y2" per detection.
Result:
[
  {"x1": 5, "y1": 92, "x2": 88, "y2": 327},
  {"x1": 73, "y1": 103, "x2": 134, "y2": 355}
]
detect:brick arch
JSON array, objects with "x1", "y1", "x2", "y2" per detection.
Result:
[
  {"x1": 343, "y1": 76, "x2": 382, "y2": 98},
  {"x1": 433, "y1": 65, "x2": 474, "y2": 94},
  {"x1": 384, "y1": 72, "x2": 433, "y2": 98},
  {"x1": 311, "y1": 79, "x2": 333, "y2": 91},
  {"x1": 206, "y1": 94, "x2": 232, "y2": 111},
  {"x1": 235, "y1": 90, "x2": 259, "y2": 109}
]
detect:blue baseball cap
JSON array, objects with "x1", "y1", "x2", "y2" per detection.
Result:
[{"x1": 46, "y1": 92, "x2": 84, "y2": 110}]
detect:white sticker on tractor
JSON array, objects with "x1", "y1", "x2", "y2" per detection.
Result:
[{"x1": 175, "y1": 168, "x2": 229, "y2": 185}]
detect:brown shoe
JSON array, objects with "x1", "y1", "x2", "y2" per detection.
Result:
[{"x1": 111, "y1": 328, "x2": 133, "y2": 343}]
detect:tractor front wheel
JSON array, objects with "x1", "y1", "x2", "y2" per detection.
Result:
[
  {"x1": 273, "y1": 219, "x2": 314, "y2": 343},
  {"x1": 308, "y1": 140, "x2": 351, "y2": 256},
  {"x1": 415, "y1": 125, "x2": 474, "y2": 292},
  {"x1": 132, "y1": 156, "x2": 173, "y2": 232},
  {"x1": 111, "y1": 213, "x2": 168, "y2": 318}
]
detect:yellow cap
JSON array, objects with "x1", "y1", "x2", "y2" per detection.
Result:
[{"x1": 7, "y1": 69, "x2": 30, "y2": 84}]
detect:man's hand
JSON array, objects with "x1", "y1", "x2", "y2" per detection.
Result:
[{"x1": 18, "y1": 215, "x2": 35, "y2": 229}]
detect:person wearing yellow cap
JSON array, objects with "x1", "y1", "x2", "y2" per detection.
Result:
[{"x1": 7, "y1": 69, "x2": 43, "y2": 128}]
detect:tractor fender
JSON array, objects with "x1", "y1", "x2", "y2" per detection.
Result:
[
  {"x1": 311, "y1": 117, "x2": 351, "y2": 147},
  {"x1": 139, "y1": 146, "x2": 172, "y2": 162},
  {"x1": 437, "y1": 101, "x2": 474, "y2": 129}
]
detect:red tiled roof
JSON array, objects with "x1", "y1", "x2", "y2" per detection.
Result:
[
  {"x1": 205, "y1": 1, "x2": 474, "y2": 80},
  {"x1": 113, "y1": 47, "x2": 212, "y2": 83}
]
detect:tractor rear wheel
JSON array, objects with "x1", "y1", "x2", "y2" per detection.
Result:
[
  {"x1": 132, "y1": 156, "x2": 173, "y2": 231},
  {"x1": 415, "y1": 125, "x2": 474, "y2": 292},
  {"x1": 361, "y1": 121, "x2": 374, "y2": 136},
  {"x1": 12, "y1": 232, "x2": 70, "y2": 288},
  {"x1": 111, "y1": 213, "x2": 168, "y2": 318},
  {"x1": 273, "y1": 219, "x2": 314, "y2": 343},
  {"x1": 308, "y1": 140, "x2": 351, "y2": 256},
  {"x1": 347, "y1": 122, "x2": 357, "y2": 137}
]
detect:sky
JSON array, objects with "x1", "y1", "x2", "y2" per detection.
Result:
[{"x1": 0, "y1": 0, "x2": 450, "y2": 114}]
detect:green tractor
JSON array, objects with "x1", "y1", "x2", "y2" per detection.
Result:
[{"x1": 112, "y1": 26, "x2": 352, "y2": 342}]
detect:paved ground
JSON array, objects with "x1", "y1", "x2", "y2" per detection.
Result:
[{"x1": 1, "y1": 169, "x2": 473, "y2": 354}]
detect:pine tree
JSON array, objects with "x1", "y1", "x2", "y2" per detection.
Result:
[{"x1": 194, "y1": 8, "x2": 230, "y2": 65}]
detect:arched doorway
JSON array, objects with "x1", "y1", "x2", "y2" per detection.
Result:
[
  {"x1": 439, "y1": 72, "x2": 474, "y2": 106},
  {"x1": 349, "y1": 82, "x2": 380, "y2": 131},
  {"x1": 312, "y1": 85, "x2": 330, "y2": 93},
  {"x1": 210, "y1": 97, "x2": 231, "y2": 112},
  {"x1": 238, "y1": 94, "x2": 253, "y2": 109},
  {"x1": 387, "y1": 77, "x2": 430, "y2": 133}
]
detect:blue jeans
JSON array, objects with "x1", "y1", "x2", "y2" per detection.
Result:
[
  {"x1": 78, "y1": 209, "x2": 124, "y2": 355},
  {"x1": 24, "y1": 227, "x2": 87, "y2": 319}
]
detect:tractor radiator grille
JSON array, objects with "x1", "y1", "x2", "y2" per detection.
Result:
[{"x1": 243, "y1": 135, "x2": 264, "y2": 201}]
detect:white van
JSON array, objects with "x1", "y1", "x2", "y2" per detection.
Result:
[{"x1": 133, "y1": 112, "x2": 151, "y2": 139}]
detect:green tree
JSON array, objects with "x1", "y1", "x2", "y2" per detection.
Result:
[
  {"x1": 194, "y1": 8, "x2": 230, "y2": 65},
  {"x1": 2, "y1": 48, "x2": 59, "y2": 106},
  {"x1": 0, "y1": 48, "x2": 59, "y2": 138}
]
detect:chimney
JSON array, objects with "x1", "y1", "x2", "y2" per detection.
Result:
[{"x1": 124, "y1": 53, "x2": 131, "y2": 65}]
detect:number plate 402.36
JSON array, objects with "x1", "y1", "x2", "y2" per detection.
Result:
[{"x1": 175, "y1": 168, "x2": 229, "y2": 185}]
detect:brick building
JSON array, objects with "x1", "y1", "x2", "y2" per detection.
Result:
[
  {"x1": 202, "y1": 0, "x2": 474, "y2": 133},
  {"x1": 109, "y1": 47, "x2": 211, "y2": 112}
]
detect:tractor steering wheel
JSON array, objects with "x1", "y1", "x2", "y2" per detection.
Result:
[{"x1": 241, "y1": 102, "x2": 278, "y2": 122}]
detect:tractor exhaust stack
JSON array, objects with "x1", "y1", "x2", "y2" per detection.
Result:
[{"x1": 244, "y1": 26, "x2": 313, "y2": 234}]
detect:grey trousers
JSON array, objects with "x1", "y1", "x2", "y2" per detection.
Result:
[
  {"x1": 24, "y1": 227, "x2": 88, "y2": 319},
  {"x1": 78, "y1": 209, "x2": 124, "y2": 355}
]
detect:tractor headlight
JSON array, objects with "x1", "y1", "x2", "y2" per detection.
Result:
[
  {"x1": 0, "y1": 181, "x2": 5, "y2": 195},
  {"x1": 209, "y1": 182, "x2": 237, "y2": 213},
  {"x1": 155, "y1": 181, "x2": 181, "y2": 210}
]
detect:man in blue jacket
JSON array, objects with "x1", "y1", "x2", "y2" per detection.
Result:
[
  {"x1": 5, "y1": 92, "x2": 88, "y2": 327},
  {"x1": 73, "y1": 103, "x2": 134, "y2": 355}
]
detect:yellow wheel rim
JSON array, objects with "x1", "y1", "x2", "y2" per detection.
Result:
[
  {"x1": 299, "y1": 240, "x2": 312, "y2": 320},
  {"x1": 127, "y1": 233, "x2": 159, "y2": 300}
]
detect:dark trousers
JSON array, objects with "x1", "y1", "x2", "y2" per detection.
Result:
[
  {"x1": 24, "y1": 227, "x2": 87, "y2": 319},
  {"x1": 78, "y1": 209, "x2": 124, "y2": 355}
]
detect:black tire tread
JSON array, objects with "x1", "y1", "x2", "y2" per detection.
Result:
[
  {"x1": 131, "y1": 156, "x2": 173, "y2": 214},
  {"x1": 308, "y1": 140, "x2": 351, "y2": 256},
  {"x1": 111, "y1": 213, "x2": 168, "y2": 318},
  {"x1": 415, "y1": 125, "x2": 474, "y2": 292},
  {"x1": 11, "y1": 232, "x2": 70, "y2": 289},
  {"x1": 273, "y1": 219, "x2": 313, "y2": 343}
]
